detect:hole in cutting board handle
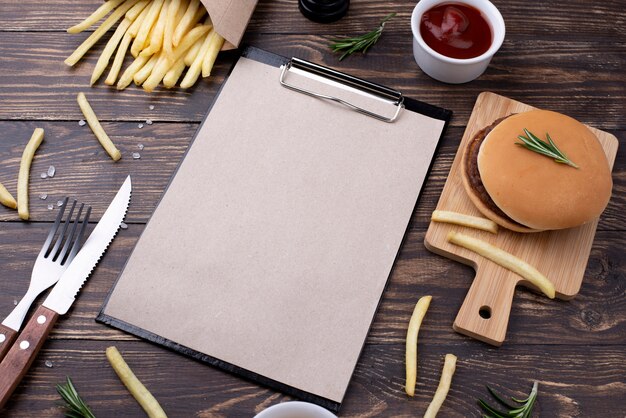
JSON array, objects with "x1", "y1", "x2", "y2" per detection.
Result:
[{"x1": 479, "y1": 306, "x2": 492, "y2": 319}]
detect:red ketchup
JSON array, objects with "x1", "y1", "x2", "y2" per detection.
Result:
[{"x1": 420, "y1": 3, "x2": 492, "y2": 59}]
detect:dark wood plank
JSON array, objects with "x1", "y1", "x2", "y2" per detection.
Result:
[
  {"x1": 0, "y1": 31, "x2": 623, "y2": 129},
  {"x1": 2, "y1": 123, "x2": 625, "y2": 229},
  {"x1": 0, "y1": 339, "x2": 624, "y2": 416},
  {"x1": 1, "y1": 222, "x2": 624, "y2": 346},
  {"x1": 0, "y1": 121, "x2": 197, "y2": 223},
  {"x1": 2, "y1": 0, "x2": 625, "y2": 40}
]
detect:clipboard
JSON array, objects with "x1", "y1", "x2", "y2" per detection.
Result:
[{"x1": 97, "y1": 47, "x2": 452, "y2": 412}]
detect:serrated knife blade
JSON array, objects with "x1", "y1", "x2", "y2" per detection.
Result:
[
  {"x1": 0, "y1": 175, "x2": 131, "y2": 409},
  {"x1": 44, "y1": 175, "x2": 131, "y2": 315}
]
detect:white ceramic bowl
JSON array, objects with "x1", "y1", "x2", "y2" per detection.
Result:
[
  {"x1": 253, "y1": 401, "x2": 337, "y2": 418},
  {"x1": 411, "y1": 0, "x2": 505, "y2": 83}
]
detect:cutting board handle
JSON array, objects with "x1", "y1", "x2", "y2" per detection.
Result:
[{"x1": 453, "y1": 266, "x2": 520, "y2": 346}]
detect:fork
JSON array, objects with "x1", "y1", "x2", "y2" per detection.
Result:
[{"x1": 0, "y1": 198, "x2": 91, "y2": 360}]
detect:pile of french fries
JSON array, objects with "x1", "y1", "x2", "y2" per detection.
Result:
[{"x1": 65, "y1": 0, "x2": 224, "y2": 92}]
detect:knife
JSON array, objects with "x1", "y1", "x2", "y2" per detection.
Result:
[{"x1": 0, "y1": 176, "x2": 131, "y2": 409}]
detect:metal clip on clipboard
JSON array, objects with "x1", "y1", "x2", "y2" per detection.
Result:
[{"x1": 279, "y1": 57, "x2": 405, "y2": 123}]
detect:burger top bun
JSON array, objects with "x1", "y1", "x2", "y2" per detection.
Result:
[{"x1": 477, "y1": 110, "x2": 612, "y2": 231}]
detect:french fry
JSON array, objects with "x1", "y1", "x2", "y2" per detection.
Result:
[
  {"x1": 180, "y1": 27, "x2": 213, "y2": 88},
  {"x1": 65, "y1": 0, "x2": 139, "y2": 66},
  {"x1": 105, "y1": 32, "x2": 133, "y2": 85},
  {"x1": 67, "y1": 0, "x2": 125, "y2": 34},
  {"x1": 91, "y1": 18, "x2": 133, "y2": 85},
  {"x1": 424, "y1": 354, "x2": 457, "y2": 418},
  {"x1": 106, "y1": 347, "x2": 168, "y2": 418},
  {"x1": 142, "y1": 24, "x2": 211, "y2": 92},
  {"x1": 134, "y1": 53, "x2": 160, "y2": 85},
  {"x1": 131, "y1": 0, "x2": 164, "y2": 57},
  {"x1": 139, "y1": 0, "x2": 170, "y2": 57},
  {"x1": 446, "y1": 231, "x2": 556, "y2": 298},
  {"x1": 128, "y1": 2, "x2": 151, "y2": 38},
  {"x1": 405, "y1": 295, "x2": 432, "y2": 397},
  {"x1": 201, "y1": 32, "x2": 224, "y2": 77},
  {"x1": 163, "y1": 0, "x2": 181, "y2": 58},
  {"x1": 126, "y1": 0, "x2": 150, "y2": 21},
  {"x1": 17, "y1": 128, "x2": 44, "y2": 220},
  {"x1": 183, "y1": 36, "x2": 203, "y2": 66},
  {"x1": 77, "y1": 93, "x2": 122, "y2": 161},
  {"x1": 0, "y1": 182, "x2": 17, "y2": 209},
  {"x1": 162, "y1": 60, "x2": 186, "y2": 88},
  {"x1": 174, "y1": 0, "x2": 189, "y2": 27},
  {"x1": 117, "y1": 54, "x2": 151, "y2": 89},
  {"x1": 91, "y1": 0, "x2": 148, "y2": 85},
  {"x1": 431, "y1": 210, "x2": 498, "y2": 234},
  {"x1": 187, "y1": 7, "x2": 207, "y2": 35},
  {"x1": 172, "y1": 0, "x2": 200, "y2": 47}
]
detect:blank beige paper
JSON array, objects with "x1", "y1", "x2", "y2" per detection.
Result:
[{"x1": 102, "y1": 57, "x2": 445, "y2": 404}]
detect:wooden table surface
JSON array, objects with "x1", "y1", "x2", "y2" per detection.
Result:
[{"x1": 1, "y1": 0, "x2": 624, "y2": 416}]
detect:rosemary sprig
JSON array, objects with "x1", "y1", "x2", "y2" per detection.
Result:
[
  {"x1": 516, "y1": 128, "x2": 579, "y2": 168},
  {"x1": 478, "y1": 381, "x2": 539, "y2": 418},
  {"x1": 329, "y1": 13, "x2": 396, "y2": 61},
  {"x1": 56, "y1": 376, "x2": 97, "y2": 418}
]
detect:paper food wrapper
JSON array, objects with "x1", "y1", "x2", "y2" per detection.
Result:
[{"x1": 201, "y1": 0, "x2": 258, "y2": 50}]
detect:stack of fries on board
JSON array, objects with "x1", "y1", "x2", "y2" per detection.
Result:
[{"x1": 66, "y1": 0, "x2": 225, "y2": 91}]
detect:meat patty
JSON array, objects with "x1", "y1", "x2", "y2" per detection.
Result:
[{"x1": 463, "y1": 115, "x2": 525, "y2": 227}]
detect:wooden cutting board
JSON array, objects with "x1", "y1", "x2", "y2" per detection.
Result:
[{"x1": 424, "y1": 92, "x2": 619, "y2": 346}]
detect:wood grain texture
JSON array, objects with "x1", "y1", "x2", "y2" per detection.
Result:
[
  {"x1": 2, "y1": 123, "x2": 624, "y2": 228},
  {"x1": 0, "y1": 340, "x2": 624, "y2": 417},
  {"x1": 0, "y1": 35, "x2": 623, "y2": 128},
  {"x1": 1, "y1": 224, "x2": 624, "y2": 347},
  {"x1": 0, "y1": 121, "x2": 198, "y2": 223},
  {"x1": 2, "y1": 0, "x2": 625, "y2": 39},
  {"x1": 0, "y1": 0, "x2": 624, "y2": 415}
]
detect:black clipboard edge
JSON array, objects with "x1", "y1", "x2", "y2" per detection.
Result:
[
  {"x1": 97, "y1": 45, "x2": 453, "y2": 415},
  {"x1": 96, "y1": 313, "x2": 341, "y2": 412}
]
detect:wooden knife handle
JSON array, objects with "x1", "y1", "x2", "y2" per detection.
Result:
[
  {"x1": 0, "y1": 324, "x2": 18, "y2": 363},
  {"x1": 0, "y1": 305, "x2": 58, "y2": 409}
]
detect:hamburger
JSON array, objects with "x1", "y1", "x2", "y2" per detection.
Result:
[{"x1": 461, "y1": 109, "x2": 612, "y2": 233}]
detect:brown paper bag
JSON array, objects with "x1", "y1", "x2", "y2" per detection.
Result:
[{"x1": 201, "y1": 0, "x2": 258, "y2": 50}]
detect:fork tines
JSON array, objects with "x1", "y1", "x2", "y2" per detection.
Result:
[{"x1": 42, "y1": 198, "x2": 92, "y2": 266}]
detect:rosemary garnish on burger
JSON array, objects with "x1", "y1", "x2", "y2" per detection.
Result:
[{"x1": 516, "y1": 128, "x2": 579, "y2": 168}]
